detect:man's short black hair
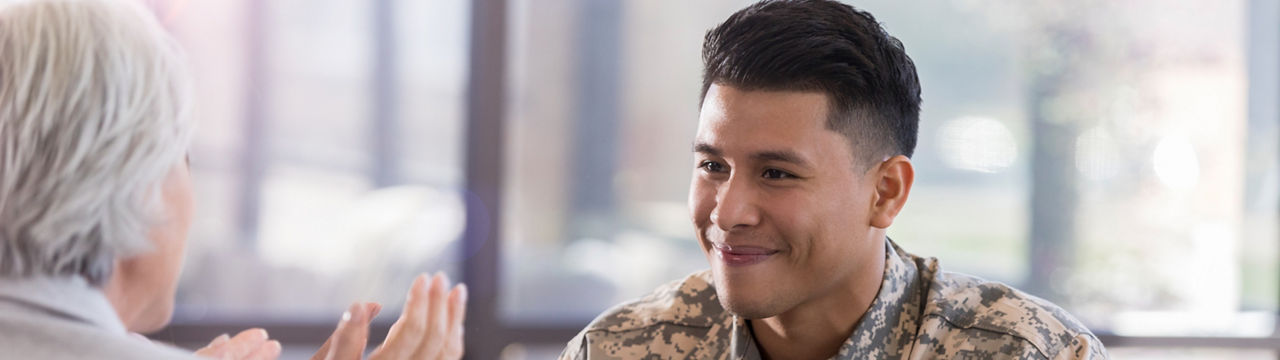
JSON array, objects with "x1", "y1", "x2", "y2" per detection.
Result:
[{"x1": 701, "y1": 0, "x2": 922, "y2": 164}]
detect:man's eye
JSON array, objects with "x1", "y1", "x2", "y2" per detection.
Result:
[
  {"x1": 762, "y1": 169, "x2": 795, "y2": 179},
  {"x1": 699, "y1": 161, "x2": 726, "y2": 173}
]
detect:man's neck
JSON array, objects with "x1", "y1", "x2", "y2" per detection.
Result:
[{"x1": 749, "y1": 239, "x2": 887, "y2": 360}]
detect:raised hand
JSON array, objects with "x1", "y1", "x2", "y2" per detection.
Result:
[{"x1": 311, "y1": 273, "x2": 467, "y2": 360}]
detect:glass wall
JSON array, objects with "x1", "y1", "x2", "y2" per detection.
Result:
[
  {"x1": 163, "y1": 0, "x2": 469, "y2": 325},
  {"x1": 500, "y1": 0, "x2": 1279, "y2": 355},
  {"x1": 129, "y1": 0, "x2": 1279, "y2": 358}
]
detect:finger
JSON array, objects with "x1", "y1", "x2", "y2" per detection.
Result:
[
  {"x1": 448, "y1": 284, "x2": 468, "y2": 332},
  {"x1": 194, "y1": 333, "x2": 231, "y2": 358},
  {"x1": 310, "y1": 333, "x2": 333, "y2": 360},
  {"x1": 313, "y1": 300, "x2": 379, "y2": 360},
  {"x1": 412, "y1": 273, "x2": 449, "y2": 359},
  {"x1": 324, "y1": 303, "x2": 372, "y2": 360},
  {"x1": 210, "y1": 333, "x2": 232, "y2": 347},
  {"x1": 440, "y1": 284, "x2": 468, "y2": 360},
  {"x1": 362, "y1": 302, "x2": 382, "y2": 355},
  {"x1": 225, "y1": 329, "x2": 270, "y2": 358},
  {"x1": 370, "y1": 274, "x2": 430, "y2": 359},
  {"x1": 246, "y1": 340, "x2": 282, "y2": 360}
]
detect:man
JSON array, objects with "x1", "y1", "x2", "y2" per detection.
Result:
[
  {"x1": 561, "y1": 1, "x2": 1107, "y2": 359},
  {"x1": 0, "y1": 1, "x2": 463, "y2": 359}
]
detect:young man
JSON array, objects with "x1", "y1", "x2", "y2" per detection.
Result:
[{"x1": 561, "y1": 1, "x2": 1107, "y2": 359}]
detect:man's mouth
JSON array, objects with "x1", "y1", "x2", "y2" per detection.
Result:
[{"x1": 711, "y1": 242, "x2": 780, "y2": 267}]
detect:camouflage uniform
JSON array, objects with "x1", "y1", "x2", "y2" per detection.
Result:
[{"x1": 560, "y1": 239, "x2": 1108, "y2": 359}]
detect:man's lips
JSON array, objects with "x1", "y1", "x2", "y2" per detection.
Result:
[{"x1": 711, "y1": 242, "x2": 780, "y2": 266}]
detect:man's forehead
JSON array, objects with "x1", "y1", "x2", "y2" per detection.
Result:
[
  {"x1": 693, "y1": 112, "x2": 842, "y2": 155},
  {"x1": 697, "y1": 86, "x2": 832, "y2": 138},
  {"x1": 693, "y1": 84, "x2": 858, "y2": 162}
]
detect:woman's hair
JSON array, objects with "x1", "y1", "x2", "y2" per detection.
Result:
[{"x1": 0, "y1": 0, "x2": 193, "y2": 285}]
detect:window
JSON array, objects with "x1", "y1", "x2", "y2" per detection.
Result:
[
  {"x1": 146, "y1": 0, "x2": 1279, "y2": 359},
  {"x1": 497, "y1": 0, "x2": 1280, "y2": 359},
  {"x1": 156, "y1": 0, "x2": 469, "y2": 350}
]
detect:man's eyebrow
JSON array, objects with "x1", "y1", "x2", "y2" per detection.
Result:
[
  {"x1": 693, "y1": 142, "x2": 721, "y2": 156},
  {"x1": 753, "y1": 150, "x2": 811, "y2": 168},
  {"x1": 694, "y1": 143, "x2": 812, "y2": 168}
]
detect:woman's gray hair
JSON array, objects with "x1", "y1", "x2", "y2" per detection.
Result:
[{"x1": 0, "y1": 0, "x2": 193, "y2": 285}]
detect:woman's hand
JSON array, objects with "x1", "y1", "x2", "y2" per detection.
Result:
[
  {"x1": 195, "y1": 328, "x2": 282, "y2": 360},
  {"x1": 311, "y1": 273, "x2": 467, "y2": 360}
]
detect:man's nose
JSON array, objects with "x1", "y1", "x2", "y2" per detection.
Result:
[{"x1": 710, "y1": 175, "x2": 760, "y2": 231}]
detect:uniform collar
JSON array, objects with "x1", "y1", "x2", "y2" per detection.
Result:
[
  {"x1": 0, "y1": 276, "x2": 127, "y2": 334},
  {"x1": 729, "y1": 238, "x2": 926, "y2": 359}
]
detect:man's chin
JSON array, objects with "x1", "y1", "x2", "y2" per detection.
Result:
[
  {"x1": 719, "y1": 295, "x2": 785, "y2": 320},
  {"x1": 710, "y1": 263, "x2": 794, "y2": 318},
  {"x1": 714, "y1": 284, "x2": 787, "y2": 319}
]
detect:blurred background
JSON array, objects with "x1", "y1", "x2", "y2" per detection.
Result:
[{"x1": 136, "y1": 0, "x2": 1278, "y2": 359}]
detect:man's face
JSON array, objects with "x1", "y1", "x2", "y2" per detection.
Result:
[{"x1": 690, "y1": 84, "x2": 881, "y2": 319}]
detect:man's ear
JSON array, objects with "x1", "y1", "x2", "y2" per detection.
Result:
[{"x1": 869, "y1": 155, "x2": 914, "y2": 229}]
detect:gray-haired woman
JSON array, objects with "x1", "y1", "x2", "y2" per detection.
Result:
[{"x1": 0, "y1": 1, "x2": 465, "y2": 359}]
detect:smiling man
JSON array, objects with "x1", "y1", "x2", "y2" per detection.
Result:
[{"x1": 560, "y1": 1, "x2": 1107, "y2": 359}]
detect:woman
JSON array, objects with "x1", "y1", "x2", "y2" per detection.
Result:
[{"x1": 0, "y1": 1, "x2": 465, "y2": 359}]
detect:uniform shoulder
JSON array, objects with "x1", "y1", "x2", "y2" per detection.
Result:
[
  {"x1": 925, "y1": 270, "x2": 1104, "y2": 358},
  {"x1": 559, "y1": 270, "x2": 733, "y2": 360},
  {"x1": 582, "y1": 270, "x2": 726, "y2": 333}
]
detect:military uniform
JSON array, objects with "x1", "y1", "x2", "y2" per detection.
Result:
[{"x1": 560, "y1": 239, "x2": 1108, "y2": 359}]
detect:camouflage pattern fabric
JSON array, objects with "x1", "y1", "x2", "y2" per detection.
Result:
[{"x1": 560, "y1": 239, "x2": 1109, "y2": 360}]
